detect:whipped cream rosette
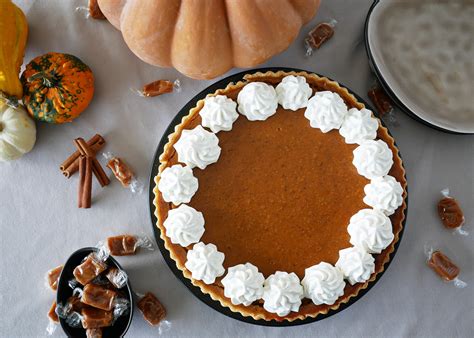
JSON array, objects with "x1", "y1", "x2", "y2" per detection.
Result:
[
  {"x1": 199, "y1": 95, "x2": 239, "y2": 133},
  {"x1": 185, "y1": 242, "x2": 225, "y2": 284},
  {"x1": 339, "y1": 108, "x2": 379, "y2": 144},
  {"x1": 158, "y1": 164, "x2": 198, "y2": 205},
  {"x1": 364, "y1": 175, "x2": 404, "y2": 215},
  {"x1": 336, "y1": 247, "x2": 375, "y2": 285},
  {"x1": 237, "y1": 82, "x2": 278, "y2": 121},
  {"x1": 275, "y1": 75, "x2": 312, "y2": 111},
  {"x1": 304, "y1": 91, "x2": 348, "y2": 132},
  {"x1": 302, "y1": 262, "x2": 345, "y2": 305},
  {"x1": 174, "y1": 125, "x2": 221, "y2": 170},
  {"x1": 353, "y1": 140, "x2": 393, "y2": 179},
  {"x1": 221, "y1": 263, "x2": 265, "y2": 306},
  {"x1": 262, "y1": 272, "x2": 304, "y2": 316},
  {"x1": 163, "y1": 204, "x2": 205, "y2": 247}
]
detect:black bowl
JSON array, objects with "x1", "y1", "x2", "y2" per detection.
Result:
[
  {"x1": 56, "y1": 247, "x2": 134, "y2": 337},
  {"x1": 148, "y1": 67, "x2": 408, "y2": 326}
]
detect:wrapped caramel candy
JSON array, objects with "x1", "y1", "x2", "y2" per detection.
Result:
[
  {"x1": 438, "y1": 188, "x2": 467, "y2": 236},
  {"x1": 137, "y1": 292, "x2": 167, "y2": 326},
  {"x1": 106, "y1": 234, "x2": 153, "y2": 256},
  {"x1": 73, "y1": 253, "x2": 108, "y2": 285},
  {"x1": 75, "y1": 284, "x2": 117, "y2": 311},
  {"x1": 132, "y1": 79, "x2": 181, "y2": 98},
  {"x1": 48, "y1": 301, "x2": 59, "y2": 323},
  {"x1": 45, "y1": 265, "x2": 63, "y2": 291},
  {"x1": 425, "y1": 245, "x2": 467, "y2": 288},
  {"x1": 305, "y1": 19, "x2": 337, "y2": 56},
  {"x1": 103, "y1": 152, "x2": 144, "y2": 193},
  {"x1": 86, "y1": 328, "x2": 103, "y2": 338},
  {"x1": 81, "y1": 307, "x2": 114, "y2": 329}
]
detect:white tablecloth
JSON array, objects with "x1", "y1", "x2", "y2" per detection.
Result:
[{"x1": 1, "y1": 0, "x2": 473, "y2": 337}]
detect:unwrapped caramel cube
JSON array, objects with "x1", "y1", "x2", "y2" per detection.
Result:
[{"x1": 137, "y1": 292, "x2": 166, "y2": 326}]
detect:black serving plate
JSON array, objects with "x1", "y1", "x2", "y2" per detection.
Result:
[
  {"x1": 364, "y1": 0, "x2": 473, "y2": 135},
  {"x1": 56, "y1": 247, "x2": 134, "y2": 337},
  {"x1": 148, "y1": 67, "x2": 408, "y2": 327}
]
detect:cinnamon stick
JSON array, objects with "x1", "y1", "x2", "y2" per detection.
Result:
[
  {"x1": 74, "y1": 138, "x2": 110, "y2": 187},
  {"x1": 61, "y1": 134, "x2": 105, "y2": 178},
  {"x1": 78, "y1": 156, "x2": 92, "y2": 208}
]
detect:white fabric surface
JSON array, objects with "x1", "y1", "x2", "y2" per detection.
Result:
[{"x1": 1, "y1": 0, "x2": 473, "y2": 337}]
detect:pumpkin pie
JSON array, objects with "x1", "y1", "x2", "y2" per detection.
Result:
[{"x1": 153, "y1": 71, "x2": 407, "y2": 322}]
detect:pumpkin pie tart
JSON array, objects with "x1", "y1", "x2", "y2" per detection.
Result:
[{"x1": 153, "y1": 71, "x2": 407, "y2": 321}]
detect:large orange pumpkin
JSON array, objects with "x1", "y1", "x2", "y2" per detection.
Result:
[
  {"x1": 97, "y1": 0, "x2": 320, "y2": 79},
  {"x1": 21, "y1": 52, "x2": 94, "y2": 124}
]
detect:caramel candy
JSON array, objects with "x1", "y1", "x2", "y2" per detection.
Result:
[
  {"x1": 68, "y1": 296, "x2": 87, "y2": 312},
  {"x1": 105, "y1": 268, "x2": 128, "y2": 289},
  {"x1": 81, "y1": 307, "x2": 113, "y2": 329},
  {"x1": 428, "y1": 251, "x2": 460, "y2": 281},
  {"x1": 305, "y1": 22, "x2": 334, "y2": 50},
  {"x1": 368, "y1": 86, "x2": 394, "y2": 116},
  {"x1": 48, "y1": 301, "x2": 59, "y2": 323},
  {"x1": 82, "y1": 284, "x2": 117, "y2": 311},
  {"x1": 438, "y1": 197, "x2": 465, "y2": 229},
  {"x1": 73, "y1": 254, "x2": 107, "y2": 285},
  {"x1": 137, "y1": 292, "x2": 166, "y2": 326},
  {"x1": 142, "y1": 80, "x2": 174, "y2": 97},
  {"x1": 88, "y1": 0, "x2": 106, "y2": 20},
  {"x1": 107, "y1": 157, "x2": 133, "y2": 187},
  {"x1": 46, "y1": 265, "x2": 63, "y2": 291},
  {"x1": 107, "y1": 235, "x2": 138, "y2": 256},
  {"x1": 86, "y1": 328, "x2": 103, "y2": 338}
]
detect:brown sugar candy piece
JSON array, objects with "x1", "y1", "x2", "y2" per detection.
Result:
[
  {"x1": 137, "y1": 292, "x2": 166, "y2": 326},
  {"x1": 73, "y1": 254, "x2": 107, "y2": 285},
  {"x1": 106, "y1": 157, "x2": 133, "y2": 187},
  {"x1": 68, "y1": 296, "x2": 87, "y2": 312},
  {"x1": 438, "y1": 197, "x2": 465, "y2": 229},
  {"x1": 368, "y1": 86, "x2": 394, "y2": 116},
  {"x1": 81, "y1": 307, "x2": 113, "y2": 329},
  {"x1": 82, "y1": 284, "x2": 117, "y2": 311},
  {"x1": 107, "y1": 235, "x2": 138, "y2": 256},
  {"x1": 86, "y1": 328, "x2": 103, "y2": 338},
  {"x1": 428, "y1": 251, "x2": 460, "y2": 281},
  {"x1": 305, "y1": 22, "x2": 335, "y2": 50},
  {"x1": 46, "y1": 265, "x2": 63, "y2": 291},
  {"x1": 48, "y1": 301, "x2": 59, "y2": 323},
  {"x1": 88, "y1": 0, "x2": 106, "y2": 19},
  {"x1": 142, "y1": 80, "x2": 174, "y2": 97}
]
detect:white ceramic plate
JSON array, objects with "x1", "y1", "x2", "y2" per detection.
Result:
[{"x1": 365, "y1": 0, "x2": 474, "y2": 134}]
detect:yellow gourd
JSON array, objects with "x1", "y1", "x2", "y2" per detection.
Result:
[{"x1": 0, "y1": 0, "x2": 28, "y2": 99}]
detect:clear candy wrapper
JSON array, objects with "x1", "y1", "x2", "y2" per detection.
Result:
[
  {"x1": 103, "y1": 152, "x2": 144, "y2": 194},
  {"x1": 105, "y1": 234, "x2": 154, "y2": 256},
  {"x1": 131, "y1": 79, "x2": 181, "y2": 98},
  {"x1": 46, "y1": 301, "x2": 59, "y2": 336},
  {"x1": 106, "y1": 267, "x2": 128, "y2": 289},
  {"x1": 368, "y1": 83, "x2": 398, "y2": 126},
  {"x1": 112, "y1": 297, "x2": 130, "y2": 323},
  {"x1": 424, "y1": 244, "x2": 467, "y2": 288},
  {"x1": 68, "y1": 278, "x2": 80, "y2": 290},
  {"x1": 305, "y1": 19, "x2": 337, "y2": 56},
  {"x1": 438, "y1": 188, "x2": 468, "y2": 236}
]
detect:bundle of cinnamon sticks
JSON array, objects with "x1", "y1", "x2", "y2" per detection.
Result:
[{"x1": 60, "y1": 134, "x2": 109, "y2": 208}]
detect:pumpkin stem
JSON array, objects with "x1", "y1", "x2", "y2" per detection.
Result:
[{"x1": 27, "y1": 72, "x2": 55, "y2": 87}]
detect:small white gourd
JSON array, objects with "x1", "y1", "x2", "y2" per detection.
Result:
[{"x1": 0, "y1": 100, "x2": 36, "y2": 162}]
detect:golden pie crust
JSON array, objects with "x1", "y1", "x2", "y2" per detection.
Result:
[{"x1": 153, "y1": 71, "x2": 407, "y2": 322}]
